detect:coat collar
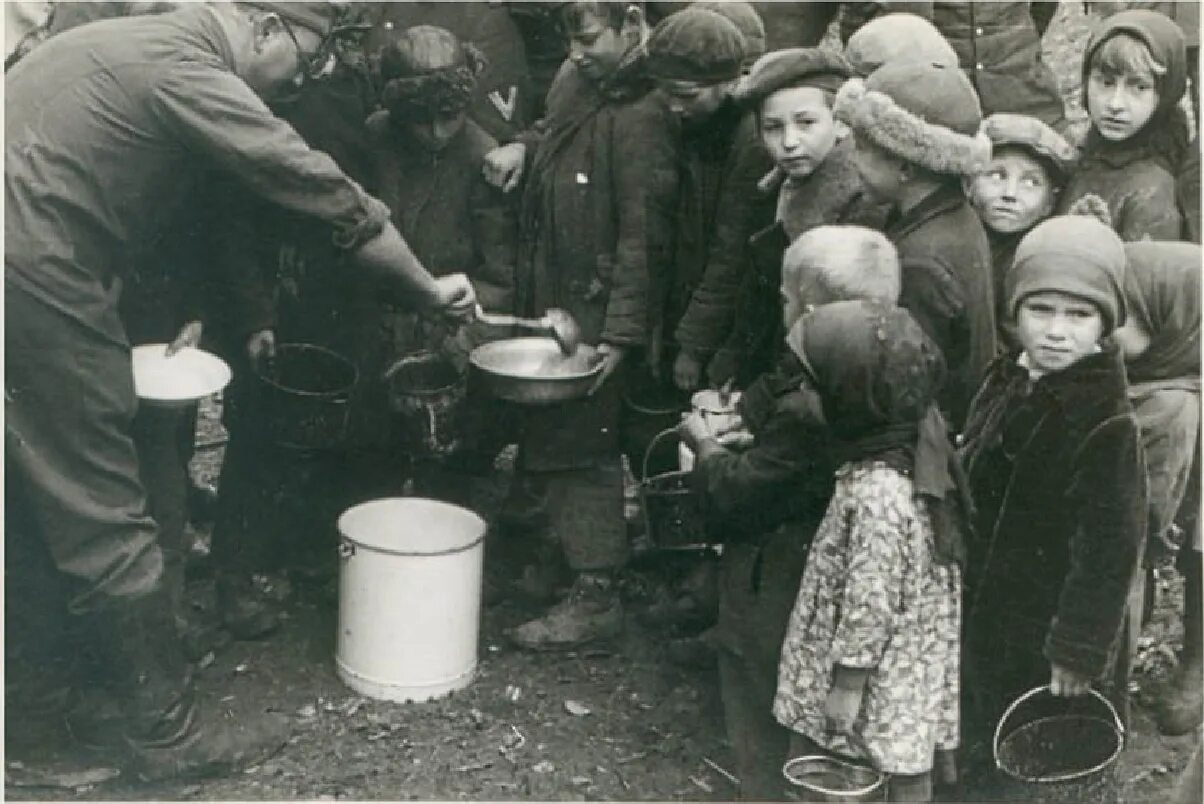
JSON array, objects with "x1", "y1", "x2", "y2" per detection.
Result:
[
  {"x1": 999, "y1": 345, "x2": 1130, "y2": 425},
  {"x1": 884, "y1": 181, "x2": 969, "y2": 242}
]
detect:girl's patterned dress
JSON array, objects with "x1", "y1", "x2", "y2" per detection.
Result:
[{"x1": 773, "y1": 461, "x2": 961, "y2": 775}]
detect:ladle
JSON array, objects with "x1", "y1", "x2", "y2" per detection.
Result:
[{"x1": 475, "y1": 305, "x2": 582, "y2": 355}]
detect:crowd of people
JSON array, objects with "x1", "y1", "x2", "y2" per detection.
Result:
[{"x1": 4, "y1": 1, "x2": 1202, "y2": 800}]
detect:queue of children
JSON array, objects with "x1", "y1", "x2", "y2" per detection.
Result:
[{"x1": 4, "y1": 1, "x2": 1199, "y2": 796}]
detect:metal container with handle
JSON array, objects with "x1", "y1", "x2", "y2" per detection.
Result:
[{"x1": 468, "y1": 336, "x2": 602, "y2": 405}]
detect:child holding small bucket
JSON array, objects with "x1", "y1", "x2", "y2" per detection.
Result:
[
  {"x1": 958, "y1": 210, "x2": 1147, "y2": 783},
  {"x1": 677, "y1": 225, "x2": 901, "y2": 799},
  {"x1": 771, "y1": 300, "x2": 968, "y2": 803}
]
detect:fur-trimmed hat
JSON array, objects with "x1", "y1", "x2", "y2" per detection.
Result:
[
  {"x1": 835, "y1": 61, "x2": 991, "y2": 176},
  {"x1": 645, "y1": 7, "x2": 746, "y2": 84},
  {"x1": 1006, "y1": 211, "x2": 1127, "y2": 334},
  {"x1": 844, "y1": 13, "x2": 958, "y2": 76},
  {"x1": 733, "y1": 47, "x2": 853, "y2": 107},
  {"x1": 695, "y1": 1, "x2": 765, "y2": 64},
  {"x1": 979, "y1": 112, "x2": 1077, "y2": 181}
]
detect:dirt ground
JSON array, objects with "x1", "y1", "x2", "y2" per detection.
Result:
[{"x1": 5, "y1": 2, "x2": 1201, "y2": 801}]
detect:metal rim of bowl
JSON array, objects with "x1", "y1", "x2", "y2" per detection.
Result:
[
  {"x1": 469, "y1": 337, "x2": 603, "y2": 382},
  {"x1": 257, "y1": 343, "x2": 358, "y2": 398},
  {"x1": 782, "y1": 755, "x2": 887, "y2": 797}
]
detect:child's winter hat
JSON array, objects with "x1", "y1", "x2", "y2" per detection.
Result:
[
  {"x1": 733, "y1": 47, "x2": 853, "y2": 107},
  {"x1": 979, "y1": 113, "x2": 1077, "y2": 182},
  {"x1": 835, "y1": 61, "x2": 991, "y2": 176},
  {"x1": 1005, "y1": 198, "x2": 1127, "y2": 334},
  {"x1": 644, "y1": 7, "x2": 746, "y2": 84},
  {"x1": 844, "y1": 13, "x2": 958, "y2": 77},
  {"x1": 694, "y1": 1, "x2": 765, "y2": 64},
  {"x1": 1083, "y1": 10, "x2": 1187, "y2": 119}
]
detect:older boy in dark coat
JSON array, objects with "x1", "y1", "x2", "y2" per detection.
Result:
[
  {"x1": 836, "y1": 61, "x2": 996, "y2": 431},
  {"x1": 503, "y1": 1, "x2": 680, "y2": 650}
]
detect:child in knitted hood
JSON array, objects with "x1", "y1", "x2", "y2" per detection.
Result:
[
  {"x1": 835, "y1": 60, "x2": 995, "y2": 431},
  {"x1": 958, "y1": 210, "x2": 1147, "y2": 784},
  {"x1": 1058, "y1": 9, "x2": 1189, "y2": 241}
]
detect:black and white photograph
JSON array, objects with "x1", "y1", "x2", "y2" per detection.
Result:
[{"x1": 3, "y1": 0, "x2": 1202, "y2": 800}]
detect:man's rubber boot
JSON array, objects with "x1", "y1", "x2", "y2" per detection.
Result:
[
  {"x1": 217, "y1": 575, "x2": 280, "y2": 640},
  {"x1": 509, "y1": 572, "x2": 622, "y2": 650}
]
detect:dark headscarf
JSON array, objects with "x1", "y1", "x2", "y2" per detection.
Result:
[
  {"x1": 1081, "y1": 10, "x2": 1190, "y2": 171},
  {"x1": 788, "y1": 300, "x2": 973, "y2": 566},
  {"x1": 1122, "y1": 241, "x2": 1202, "y2": 384}
]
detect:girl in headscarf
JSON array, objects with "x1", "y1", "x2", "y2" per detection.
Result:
[
  {"x1": 1113, "y1": 241, "x2": 1202, "y2": 736},
  {"x1": 773, "y1": 300, "x2": 966, "y2": 803}
]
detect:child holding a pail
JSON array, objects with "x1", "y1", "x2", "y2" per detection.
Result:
[
  {"x1": 958, "y1": 209, "x2": 1147, "y2": 787},
  {"x1": 677, "y1": 224, "x2": 901, "y2": 799},
  {"x1": 771, "y1": 300, "x2": 968, "y2": 803}
]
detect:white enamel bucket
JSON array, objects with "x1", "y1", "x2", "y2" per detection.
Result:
[{"x1": 335, "y1": 498, "x2": 486, "y2": 702}]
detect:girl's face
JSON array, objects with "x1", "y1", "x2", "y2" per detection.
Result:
[
  {"x1": 400, "y1": 110, "x2": 468, "y2": 153},
  {"x1": 759, "y1": 86, "x2": 846, "y2": 181},
  {"x1": 850, "y1": 130, "x2": 903, "y2": 201},
  {"x1": 1015, "y1": 291, "x2": 1105, "y2": 374},
  {"x1": 968, "y1": 148, "x2": 1058, "y2": 235},
  {"x1": 1087, "y1": 66, "x2": 1160, "y2": 142}
]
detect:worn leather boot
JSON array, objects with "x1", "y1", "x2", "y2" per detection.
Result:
[
  {"x1": 509, "y1": 572, "x2": 622, "y2": 650},
  {"x1": 1157, "y1": 553, "x2": 1203, "y2": 735}
]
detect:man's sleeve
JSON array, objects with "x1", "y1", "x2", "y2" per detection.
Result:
[{"x1": 150, "y1": 61, "x2": 390, "y2": 252}]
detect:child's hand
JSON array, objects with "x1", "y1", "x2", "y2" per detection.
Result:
[
  {"x1": 824, "y1": 686, "x2": 862, "y2": 735},
  {"x1": 1049, "y1": 663, "x2": 1092, "y2": 697},
  {"x1": 677, "y1": 411, "x2": 713, "y2": 451}
]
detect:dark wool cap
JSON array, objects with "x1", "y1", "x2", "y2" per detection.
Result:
[
  {"x1": 241, "y1": 2, "x2": 341, "y2": 37},
  {"x1": 645, "y1": 7, "x2": 746, "y2": 84},
  {"x1": 695, "y1": 1, "x2": 765, "y2": 62},
  {"x1": 734, "y1": 47, "x2": 853, "y2": 107}
]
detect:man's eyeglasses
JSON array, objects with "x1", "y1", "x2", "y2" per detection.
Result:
[{"x1": 278, "y1": 17, "x2": 338, "y2": 83}]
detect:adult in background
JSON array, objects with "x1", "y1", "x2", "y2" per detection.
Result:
[
  {"x1": 842, "y1": 2, "x2": 1068, "y2": 130},
  {"x1": 5, "y1": 1, "x2": 474, "y2": 779}
]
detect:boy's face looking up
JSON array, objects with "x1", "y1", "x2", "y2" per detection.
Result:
[
  {"x1": 759, "y1": 86, "x2": 845, "y2": 181},
  {"x1": 1086, "y1": 35, "x2": 1161, "y2": 142},
  {"x1": 1015, "y1": 291, "x2": 1105, "y2": 374},
  {"x1": 968, "y1": 148, "x2": 1057, "y2": 235},
  {"x1": 566, "y1": 9, "x2": 634, "y2": 84},
  {"x1": 657, "y1": 79, "x2": 733, "y2": 128}
]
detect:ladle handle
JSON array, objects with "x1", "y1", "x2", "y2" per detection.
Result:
[{"x1": 475, "y1": 304, "x2": 546, "y2": 330}]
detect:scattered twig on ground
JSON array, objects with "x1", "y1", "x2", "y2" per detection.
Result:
[
  {"x1": 454, "y1": 761, "x2": 493, "y2": 773},
  {"x1": 689, "y1": 775, "x2": 713, "y2": 793},
  {"x1": 702, "y1": 757, "x2": 739, "y2": 787},
  {"x1": 616, "y1": 751, "x2": 648, "y2": 764}
]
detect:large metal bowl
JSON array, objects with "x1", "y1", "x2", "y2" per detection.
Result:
[{"x1": 469, "y1": 337, "x2": 602, "y2": 405}]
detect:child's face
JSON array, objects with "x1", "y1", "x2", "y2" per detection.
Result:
[
  {"x1": 657, "y1": 79, "x2": 732, "y2": 128},
  {"x1": 1015, "y1": 291, "x2": 1105, "y2": 374},
  {"x1": 399, "y1": 110, "x2": 468, "y2": 153},
  {"x1": 850, "y1": 130, "x2": 902, "y2": 201},
  {"x1": 567, "y1": 10, "x2": 631, "y2": 84},
  {"x1": 1086, "y1": 65, "x2": 1160, "y2": 142},
  {"x1": 759, "y1": 87, "x2": 846, "y2": 181},
  {"x1": 968, "y1": 148, "x2": 1057, "y2": 235}
]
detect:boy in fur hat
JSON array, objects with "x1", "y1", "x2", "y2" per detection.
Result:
[
  {"x1": 836, "y1": 61, "x2": 995, "y2": 430},
  {"x1": 959, "y1": 211, "x2": 1147, "y2": 787},
  {"x1": 1058, "y1": 9, "x2": 1189, "y2": 242},
  {"x1": 678, "y1": 225, "x2": 902, "y2": 799},
  {"x1": 675, "y1": 47, "x2": 884, "y2": 393}
]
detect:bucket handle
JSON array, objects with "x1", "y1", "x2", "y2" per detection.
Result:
[
  {"x1": 338, "y1": 541, "x2": 355, "y2": 560},
  {"x1": 993, "y1": 684, "x2": 1126, "y2": 775},
  {"x1": 642, "y1": 427, "x2": 685, "y2": 481}
]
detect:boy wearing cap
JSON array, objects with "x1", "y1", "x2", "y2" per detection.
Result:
[
  {"x1": 675, "y1": 47, "x2": 883, "y2": 392},
  {"x1": 836, "y1": 60, "x2": 996, "y2": 430},
  {"x1": 967, "y1": 112, "x2": 1076, "y2": 341},
  {"x1": 959, "y1": 212, "x2": 1146, "y2": 782}
]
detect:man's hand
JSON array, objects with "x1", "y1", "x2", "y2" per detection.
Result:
[
  {"x1": 483, "y1": 142, "x2": 527, "y2": 193},
  {"x1": 246, "y1": 328, "x2": 277, "y2": 375},
  {"x1": 1050, "y1": 664, "x2": 1092, "y2": 697},
  {"x1": 430, "y1": 274, "x2": 477, "y2": 324},
  {"x1": 589, "y1": 342, "x2": 626, "y2": 395},
  {"x1": 674, "y1": 350, "x2": 703, "y2": 392},
  {"x1": 706, "y1": 348, "x2": 739, "y2": 389},
  {"x1": 166, "y1": 320, "x2": 203, "y2": 357}
]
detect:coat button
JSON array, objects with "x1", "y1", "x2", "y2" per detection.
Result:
[
  {"x1": 975, "y1": 26, "x2": 984, "y2": 35},
  {"x1": 976, "y1": 62, "x2": 985, "y2": 71}
]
